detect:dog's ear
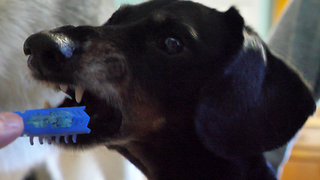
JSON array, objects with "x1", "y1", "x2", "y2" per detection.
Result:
[
  {"x1": 219, "y1": 7, "x2": 245, "y2": 54},
  {"x1": 195, "y1": 31, "x2": 316, "y2": 158},
  {"x1": 224, "y1": 7, "x2": 244, "y2": 36}
]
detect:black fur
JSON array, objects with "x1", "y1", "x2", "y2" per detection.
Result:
[{"x1": 23, "y1": 0, "x2": 315, "y2": 179}]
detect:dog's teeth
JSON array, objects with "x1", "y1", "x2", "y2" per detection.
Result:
[
  {"x1": 75, "y1": 87, "x2": 84, "y2": 103},
  {"x1": 59, "y1": 84, "x2": 68, "y2": 92}
]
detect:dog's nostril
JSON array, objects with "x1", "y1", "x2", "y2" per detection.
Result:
[{"x1": 23, "y1": 42, "x2": 31, "y2": 56}]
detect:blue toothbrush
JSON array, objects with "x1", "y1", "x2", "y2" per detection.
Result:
[{"x1": 15, "y1": 106, "x2": 91, "y2": 145}]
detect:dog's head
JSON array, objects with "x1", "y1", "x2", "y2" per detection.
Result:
[{"x1": 23, "y1": 0, "x2": 315, "y2": 157}]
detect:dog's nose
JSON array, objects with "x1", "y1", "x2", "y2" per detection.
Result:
[
  {"x1": 24, "y1": 31, "x2": 75, "y2": 59},
  {"x1": 24, "y1": 31, "x2": 76, "y2": 73}
]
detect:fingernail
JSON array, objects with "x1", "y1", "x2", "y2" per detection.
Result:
[{"x1": 0, "y1": 113, "x2": 23, "y2": 130}]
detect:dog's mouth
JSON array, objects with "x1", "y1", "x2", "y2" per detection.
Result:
[{"x1": 39, "y1": 82, "x2": 123, "y2": 147}]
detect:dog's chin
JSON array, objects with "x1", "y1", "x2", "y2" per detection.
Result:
[{"x1": 51, "y1": 86, "x2": 123, "y2": 149}]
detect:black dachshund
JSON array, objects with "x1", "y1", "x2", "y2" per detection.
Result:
[{"x1": 23, "y1": 0, "x2": 315, "y2": 179}]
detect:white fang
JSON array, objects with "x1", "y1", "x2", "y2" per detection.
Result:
[{"x1": 75, "y1": 87, "x2": 85, "y2": 103}]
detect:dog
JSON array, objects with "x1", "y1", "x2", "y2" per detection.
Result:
[
  {"x1": 23, "y1": 0, "x2": 316, "y2": 179},
  {"x1": 0, "y1": 0, "x2": 118, "y2": 179}
]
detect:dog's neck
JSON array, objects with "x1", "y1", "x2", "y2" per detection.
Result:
[
  {"x1": 108, "y1": 123, "x2": 224, "y2": 179},
  {"x1": 108, "y1": 115, "x2": 275, "y2": 180}
]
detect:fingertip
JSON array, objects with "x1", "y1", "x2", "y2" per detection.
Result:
[{"x1": 0, "y1": 112, "x2": 24, "y2": 148}]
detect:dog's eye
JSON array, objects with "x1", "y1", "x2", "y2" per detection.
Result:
[{"x1": 159, "y1": 37, "x2": 184, "y2": 55}]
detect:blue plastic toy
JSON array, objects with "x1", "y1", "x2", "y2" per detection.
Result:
[{"x1": 15, "y1": 106, "x2": 91, "y2": 145}]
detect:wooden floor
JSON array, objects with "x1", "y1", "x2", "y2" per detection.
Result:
[{"x1": 280, "y1": 107, "x2": 320, "y2": 180}]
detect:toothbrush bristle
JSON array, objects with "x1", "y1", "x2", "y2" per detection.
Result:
[
  {"x1": 30, "y1": 136, "x2": 34, "y2": 145},
  {"x1": 39, "y1": 136, "x2": 44, "y2": 145},
  {"x1": 55, "y1": 136, "x2": 60, "y2": 144},
  {"x1": 72, "y1": 134, "x2": 77, "y2": 143},
  {"x1": 47, "y1": 137, "x2": 52, "y2": 144},
  {"x1": 64, "y1": 135, "x2": 69, "y2": 143},
  {"x1": 28, "y1": 134, "x2": 82, "y2": 145}
]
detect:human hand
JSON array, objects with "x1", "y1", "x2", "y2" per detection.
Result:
[{"x1": 0, "y1": 112, "x2": 24, "y2": 148}]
